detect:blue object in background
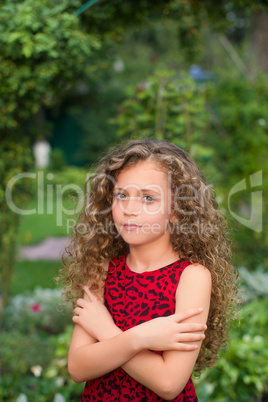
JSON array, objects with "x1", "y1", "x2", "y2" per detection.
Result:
[{"x1": 189, "y1": 65, "x2": 212, "y2": 82}]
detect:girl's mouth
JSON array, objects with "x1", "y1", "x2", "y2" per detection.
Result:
[{"x1": 122, "y1": 224, "x2": 142, "y2": 231}]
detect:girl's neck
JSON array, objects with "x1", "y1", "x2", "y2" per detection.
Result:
[{"x1": 127, "y1": 241, "x2": 180, "y2": 274}]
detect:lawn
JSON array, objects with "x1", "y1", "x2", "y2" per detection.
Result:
[
  {"x1": 17, "y1": 196, "x2": 76, "y2": 246},
  {"x1": 10, "y1": 260, "x2": 62, "y2": 296},
  {"x1": 12, "y1": 186, "x2": 76, "y2": 294}
]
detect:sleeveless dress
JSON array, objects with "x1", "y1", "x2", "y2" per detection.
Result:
[{"x1": 81, "y1": 254, "x2": 198, "y2": 402}]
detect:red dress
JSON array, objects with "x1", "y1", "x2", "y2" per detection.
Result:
[{"x1": 81, "y1": 254, "x2": 198, "y2": 402}]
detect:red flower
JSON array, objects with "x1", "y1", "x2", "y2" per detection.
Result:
[{"x1": 31, "y1": 303, "x2": 41, "y2": 313}]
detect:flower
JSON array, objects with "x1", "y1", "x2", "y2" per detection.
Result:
[
  {"x1": 31, "y1": 303, "x2": 41, "y2": 313},
  {"x1": 31, "y1": 365, "x2": 42, "y2": 377}
]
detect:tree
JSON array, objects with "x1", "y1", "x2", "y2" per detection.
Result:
[
  {"x1": 0, "y1": 0, "x2": 101, "y2": 322},
  {"x1": 250, "y1": 11, "x2": 268, "y2": 75}
]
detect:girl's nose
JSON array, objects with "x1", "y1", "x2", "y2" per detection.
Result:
[{"x1": 122, "y1": 197, "x2": 142, "y2": 215}]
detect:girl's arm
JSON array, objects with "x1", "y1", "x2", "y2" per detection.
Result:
[
  {"x1": 73, "y1": 264, "x2": 211, "y2": 400},
  {"x1": 69, "y1": 289, "x2": 206, "y2": 388},
  {"x1": 68, "y1": 319, "x2": 142, "y2": 383},
  {"x1": 68, "y1": 264, "x2": 144, "y2": 382},
  {"x1": 68, "y1": 300, "x2": 205, "y2": 386},
  {"x1": 119, "y1": 264, "x2": 211, "y2": 400}
]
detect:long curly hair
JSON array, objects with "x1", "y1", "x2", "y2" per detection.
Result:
[{"x1": 60, "y1": 138, "x2": 240, "y2": 373}]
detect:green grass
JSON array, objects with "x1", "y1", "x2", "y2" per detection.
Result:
[
  {"x1": 10, "y1": 260, "x2": 63, "y2": 296},
  {"x1": 17, "y1": 195, "x2": 77, "y2": 245},
  {"x1": 12, "y1": 191, "x2": 76, "y2": 296},
  {"x1": 10, "y1": 168, "x2": 84, "y2": 295}
]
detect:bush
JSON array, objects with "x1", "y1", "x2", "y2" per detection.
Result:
[
  {"x1": 194, "y1": 298, "x2": 268, "y2": 401},
  {"x1": 0, "y1": 330, "x2": 55, "y2": 401},
  {"x1": 0, "y1": 288, "x2": 83, "y2": 400},
  {"x1": 238, "y1": 265, "x2": 268, "y2": 302},
  {"x1": 47, "y1": 166, "x2": 90, "y2": 193},
  {"x1": 0, "y1": 328, "x2": 82, "y2": 401},
  {"x1": 2, "y1": 287, "x2": 72, "y2": 334},
  {"x1": 0, "y1": 287, "x2": 82, "y2": 401}
]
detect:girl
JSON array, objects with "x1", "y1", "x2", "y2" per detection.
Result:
[{"x1": 61, "y1": 139, "x2": 239, "y2": 401}]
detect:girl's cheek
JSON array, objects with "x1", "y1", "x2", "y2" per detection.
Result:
[{"x1": 143, "y1": 200, "x2": 166, "y2": 216}]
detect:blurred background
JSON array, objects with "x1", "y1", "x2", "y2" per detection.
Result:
[{"x1": 0, "y1": 0, "x2": 268, "y2": 401}]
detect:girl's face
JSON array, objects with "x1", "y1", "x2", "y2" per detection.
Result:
[{"x1": 112, "y1": 159, "x2": 174, "y2": 247}]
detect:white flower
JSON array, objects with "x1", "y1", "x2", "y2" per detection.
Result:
[
  {"x1": 31, "y1": 365, "x2": 42, "y2": 377},
  {"x1": 113, "y1": 59, "x2": 125, "y2": 73},
  {"x1": 258, "y1": 118, "x2": 266, "y2": 126},
  {"x1": 55, "y1": 377, "x2": 65, "y2": 387},
  {"x1": 253, "y1": 335, "x2": 263, "y2": 343},
  {"x1": 16, "y1": 395, "x2": 28, "y2": 402},
  {"x1": 56, "y1": 358, "x2": 67, "y2": 368},
  {"x1": 243, "y1": 334, "x2": 251, "y2": 342},
  {"x1": 53, "y1": 393, "x2": 66, "y2": 402}
]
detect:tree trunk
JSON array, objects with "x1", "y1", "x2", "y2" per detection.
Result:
[{"x1": 250, "y1": 11, "x2": 268, "y2": 75}]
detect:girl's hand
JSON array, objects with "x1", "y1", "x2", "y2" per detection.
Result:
[
  {"x1": 72, "y1": 286, "x2": 119, "y2": 341},
  {"x1": 134, "y1": 308, "x2": 207, "y2": 352}
]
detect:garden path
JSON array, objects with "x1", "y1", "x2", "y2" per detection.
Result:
[{"x1": 19, "y1": 237, "x2": 70, "y2": 260}]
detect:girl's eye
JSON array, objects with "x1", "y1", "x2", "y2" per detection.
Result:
[
  {"x1": 114, "y1": 192, "x2": 127, "y2": 200},
  {"x1": 113, "y1": 193, "x2": 155, "y2": 202},
  {"x1": 144, "y1": 195, "x2": 154, "y2": 203}
]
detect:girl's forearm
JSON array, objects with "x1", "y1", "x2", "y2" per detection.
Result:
[
  {"x1": 68, "y1": 326, "x2": 143, "y2": 383},
  {"x1": 99, "y1": 326, "x2": 171, "y2": 399}
]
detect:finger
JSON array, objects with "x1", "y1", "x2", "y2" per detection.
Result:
[
  {"x1": 179, "y1": 344, "x2": 199, "y2": 351},
  {"x1": 72, "y1": 315, "x2": 79, "y2": 324},
  {"x1": 73, "y1": 307, "x2": 82, "y2": 315},
  {"x1": 171, "y1": 343, "x2": 199, "y2": 351},
  {"x1": 83, "y1": 286, "x2": 92, "y2": 301},
  {"x1": 77, "y1": 298, "x2": 88, "y2": 308},
  {"x1": 177, "y1": 322, "x2": 207, "y2": 332},
  {"x1": 174, "y1": 308, "x2": 203, "y2": 323},
  {"x1": 177, "y1": 333, "x2": 205, "y2": 342},
  {"x1": 83, "y1": 286, "x2": 100, "y2": 302}
]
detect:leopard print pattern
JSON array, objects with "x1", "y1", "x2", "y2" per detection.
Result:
[{"x1": 81, "y1": 255, "x2": 198, "y2": 402}]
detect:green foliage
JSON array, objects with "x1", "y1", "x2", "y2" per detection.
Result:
[
  {"x1": 238, "y1": 265, "x2": 268, "y2": 302},
  {"x1": 207, "y1": 73, "x2": 268, "y2": 183},
  {"x1": 50, "y1": 148, "x2": 67, "y2": 172},
  {"x1": 81, "y1": 0, "x2": 268, "y2": 61},
  {"x1": 2, "y1": 288, "x2": 72, "y2": 334},
  {"x1": 0, "y1": 330, "x2": 54, "y2": 378},
  {"x1": 0, "y1": 138, "x2": 34, "y2": 208},
  {"x1": 0, "y1": 289, "x2": 82, "y2": 400},
  {"x1": 0, "y1": 330, "x2": 55, "y2": 400},
  {"x1": 0, "y1": 0, "x2": 101, "y2": 321},
  {"x1": 44, "y1": 326, "x2": 79, "y2": 394},
  {"x1": 206, "y1": 72, "x2": 268, "y2": 268},
  {"x1": 195, "y1": 298, "x2": 268, "y2": 401},
  {"x1": 0, "y1": 0, "x2": 100, "y2": 133},
  {"x1": 113, "y1": 69, "x2": 211, "y2": 156},
  {"x1": 0, "y1": 137, "x2": 34, "y2": 320},
  {"x1": 50, "y1": 166, "x2": 90, "y2": 191},
  {"x1": 0, "y1": 328, "x2": 82, "y2": 401}
]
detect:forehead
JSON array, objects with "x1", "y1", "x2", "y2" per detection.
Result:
[{"x1": 115, "y1": 160, "x2": 167, "y2": 189}]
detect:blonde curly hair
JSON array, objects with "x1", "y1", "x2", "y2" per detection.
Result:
[{"x1": 60, "y1": 139, "x2": 239, "y2": 373}]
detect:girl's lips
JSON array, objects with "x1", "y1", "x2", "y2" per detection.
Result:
[{"x1": 122, "y1": 224, "x2": 142, "y2": 231}]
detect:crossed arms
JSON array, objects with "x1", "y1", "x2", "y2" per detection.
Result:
[{"x1": 68, "y1": 264, "x2": 211, "y2": 400}]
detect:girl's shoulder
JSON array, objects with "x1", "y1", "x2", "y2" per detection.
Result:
[
  {"x1": 102, "y1": 260, "x2": 109, "y2": 272},
  {"x1": 103, "y1": 255, "x2": 126, "y2": 273},
  {"x1": 109, "y1": 254, "x2": 125, "y2": 271}
]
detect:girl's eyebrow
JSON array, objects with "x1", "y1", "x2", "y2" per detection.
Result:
[{"x1": 113, "y1": 187, "x2": 161, "y2": 195}]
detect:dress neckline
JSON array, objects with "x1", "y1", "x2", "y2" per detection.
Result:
[{"x1": 124, "y1": 254, "x2": 183, "y2": 275}]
